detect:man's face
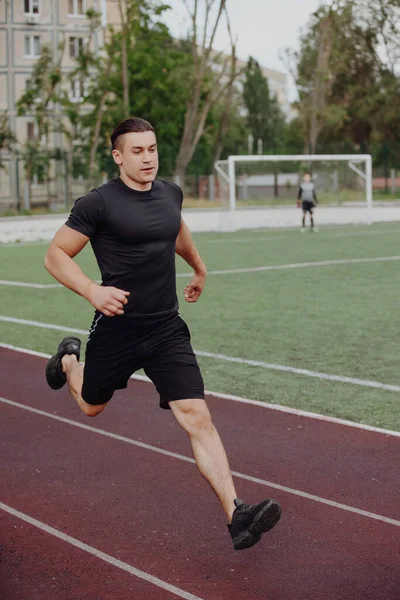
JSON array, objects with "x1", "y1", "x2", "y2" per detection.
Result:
[
  {"x1": 304, "y1": 173, "x2": 311, "y2": 183},
  {"x1": 112, "y1": 131, "x2": 159, "y2": 188}
]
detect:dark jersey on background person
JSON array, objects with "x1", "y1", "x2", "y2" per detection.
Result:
[{"x1": 65, "y1": 177, "x2": 183, "y2": 317}]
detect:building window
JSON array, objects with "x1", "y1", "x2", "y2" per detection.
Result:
[
  {"x1": 69, "y1": 79, "x2": 87, "y2": 102},
  {"x1": 26, "y1": 78, "x2": 33, "y2": 90},
  {"x1": 68, "y1": 0, "x2": 85, "y2": 15},
  {"x1": 27, "y1": 122, "x2": 35, "y2": 141},
  {"x1": 24, "y1": 35, "x2": 41, "y2": 58},
  {"x1": 33, "y1": 167, "x2": 45, "y2": 186},
  {"x1": 69, "y1": 37, "x2": 84, "y2": 58},
  {"x1": 24, "y1": 0, "x2": 39, "y2": 14}
]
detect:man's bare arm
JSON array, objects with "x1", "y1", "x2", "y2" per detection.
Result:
[
  {"x1": 45, "y1": 225, "x2": 95, "y2": 298},
  {"x1": 175, "y1": 219, "x2": 206, "y2": 303},
  {"x1": 44, "y1": 225, "x2": 129, "y2": 316},
  {"x1": 175, "y1": 219, "x2": 206, "y2": 275}
]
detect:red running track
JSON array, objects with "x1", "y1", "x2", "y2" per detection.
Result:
[{"x1": 0, "y1": 347, "x2": 399, "y2": 600}]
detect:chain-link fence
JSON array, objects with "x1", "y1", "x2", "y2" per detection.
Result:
[{"x1": 1, "y1": 151, "x2": 399, "y2": 215}]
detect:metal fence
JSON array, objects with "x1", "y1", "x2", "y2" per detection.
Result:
[{"x1": 0, "y1": 157, "x2": 399, "y2": 215}]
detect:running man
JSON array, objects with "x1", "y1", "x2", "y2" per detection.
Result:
[
  {"x1": 297, "y1": 172, "x2": 318, "y2": 232},
  {"x1": 44, "y1": 117, "x2": 281, "y2": 550}
]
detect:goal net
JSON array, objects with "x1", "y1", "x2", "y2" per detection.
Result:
[{"x1": 214, "y1": 154, "x2": 373, "y2": 226}]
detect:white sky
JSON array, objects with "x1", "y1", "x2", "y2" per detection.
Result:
[{"x1": 162, "y1": 0, "x2": 327, "y2": 102}]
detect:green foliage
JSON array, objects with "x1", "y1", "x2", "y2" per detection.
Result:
[
  {"x1": 217, "y1": 109, "x2": 248, "y2": 158},
  {"x1": 93, "y1": 5, "x2": 194, "y2": 176},
  {"x1": 17, "y1": 45, "x2": 60, "y2": 117},
  {"x1": 16, "y1": 44, "x2": 63, "y2": 182},
  {"x1": 292, "y1": 0, "x2": 400, "y2": 161},
  {"x1": 284, "y1": 118, "x2": 305, "y2": 155},
  {"x1": 0, "y1": 113, "x2": 15, "y2": 168},
  {"x1": 243, "y1": 57, "x2": 287, "y2": 153}
]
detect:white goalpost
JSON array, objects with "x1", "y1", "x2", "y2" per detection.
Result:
[{"x1": 215, "y1": 154, "x2": 373, "y2": 226}]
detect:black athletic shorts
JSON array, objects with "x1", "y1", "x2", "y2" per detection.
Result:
[
  {"x1": 302, "y1": 201, "x2": 314, "y2": 213},
  {"x1": 82, "y1": 310, "x2": 204, "y2": 409}
]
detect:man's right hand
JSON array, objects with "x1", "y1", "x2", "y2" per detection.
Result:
[{"x1": 87, "y1": 283, "x2": 130, "y2": 316}]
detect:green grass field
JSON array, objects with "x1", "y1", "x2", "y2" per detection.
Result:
[{"x1": 1, "y1": 222, "x2": 400, "y2": 430}]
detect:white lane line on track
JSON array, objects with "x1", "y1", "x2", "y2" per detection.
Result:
[
  {"x1": 1, "y1": 316, "x2": 400, "y2": 394},
  {"x1": 0, "y1": 502, "x2": 205, "y2": 600},
  {"x1": 2, "y1": 342, "x2": 400, "y2": 437},
  {"x1": 1, "y1": 255, "x2": 400, "y2": 289},
  {"x1": 1, "y1": 396, "x2": 399, "y2": 527}
]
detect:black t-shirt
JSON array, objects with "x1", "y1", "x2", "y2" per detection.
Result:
[{"x1": 65, "y1": 177, "x2": 183, "y2": 317}]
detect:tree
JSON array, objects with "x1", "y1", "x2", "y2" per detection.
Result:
[
  {"x1": 17, "y1": 43, "x2": 63, "y2": 205},
  {"x1": 82, "y1": 7, "x2": 191, "y2": 177},
  {"x1": 242, "y1": 58, "x2": 287, "y2": 154},
  {"x1": 285, "y1": 0, "x2": 400, "y2": 154},
  {"x1": 117, "y1": 0, "x2": 131, "y2": 115},
  {"x1": 174, "y1": 0, "x2": 240, "y2": 184},
  {"x1": 0, "y1": 113, "x2": 15, "y2": 169},
  {"x1": 55, "y1": 8, "x2": 108, "y2": 194},
  {"x1": 212, "y1": 13, "x2": 238, "y2": 165},
  {"x1": 284, "y1": 3, "x2": 339, "y2": 154}
]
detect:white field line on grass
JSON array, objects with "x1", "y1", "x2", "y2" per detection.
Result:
[
  {"x1": 2, "y1": 255, "x2": 400, "y2": 289},
  {"x1": 2, "y1": 342, "x2": 400, "y2": 438},
  {"x1": 0, "y1": 502, "x2": 205, "y2": 600},
  {"x1": 0, "y1": 241, "x2": 49, "y2": 248},
  {"x1": 333, "y1": 228, "x2": 400, "y2": 238},
  {"x1": 0, "y1": 280, "x2": 62, "y2": 289},
  {"x1": 204, "y1": 235, "x2": 286, "y2": 244},
  {"x1": 178, "y1": 255, "x2": 400, "y2": 277},
  {"x1": 200, "y1": 227, "x2": 400, "y2": 244},
  {"x1": 1, "y1": 396, "x2": 400, "y2": 527},
  {"x1": 1, "y1": 314, "x2": 400, "y2": 396}
]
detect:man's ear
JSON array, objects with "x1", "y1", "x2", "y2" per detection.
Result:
[{"x1": 112, "y1": 149, "x2": 122, "y2": 165}]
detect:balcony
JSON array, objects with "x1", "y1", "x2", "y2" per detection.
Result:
[{"x1": 24, "y1": 14, "x2": 39, "y2": 25}]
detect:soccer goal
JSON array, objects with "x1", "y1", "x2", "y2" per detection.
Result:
[{"x1": 215, "y1": 154, "x2": 373, "y2": 225}]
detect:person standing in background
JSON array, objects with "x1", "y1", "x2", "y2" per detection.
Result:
[{"x1": 297, "y1": 172, "x2": 318, "y2": 232}]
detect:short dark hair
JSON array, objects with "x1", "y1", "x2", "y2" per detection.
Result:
[{"x1": 111, "y1": 117, "x2": 155, "y2": 151}]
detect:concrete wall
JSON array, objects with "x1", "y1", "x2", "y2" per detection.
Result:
[{"x1": 1, "y1": 204, "x2": 400, "y2": 243}]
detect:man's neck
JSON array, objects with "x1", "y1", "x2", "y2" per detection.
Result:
[{"x1": 119, "y1": 172, "x2": 152, "y2": 192}]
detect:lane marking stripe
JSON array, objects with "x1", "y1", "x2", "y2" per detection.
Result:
[
  {"x1": 1, "y1": 396, "x2": 399, "y2": 527},
  {"x1": 2, "y1": 342, "x2": 400, "y2": 437},
  {"x1": 0, "y1": 502, "x2": 205, "y2": 600},
  {"x1": 1, "y1": 316, "x2": 400, "y2": 393}
]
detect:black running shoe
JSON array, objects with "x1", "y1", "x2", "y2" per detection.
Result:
[
  {"x1": 228, "y1": 497, "x2": 281, "y2": 550},
  {"x1": 45, "y1": 337, "x2": 81, "y2": 390}
]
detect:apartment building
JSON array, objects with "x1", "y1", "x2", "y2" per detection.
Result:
[{"x1": 0, "y1": 0, "x2": 121, "y2": 206}]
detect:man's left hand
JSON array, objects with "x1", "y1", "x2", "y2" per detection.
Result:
[{"x1": 184, "y1": 272, "x2": 206, "y2": 303}]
